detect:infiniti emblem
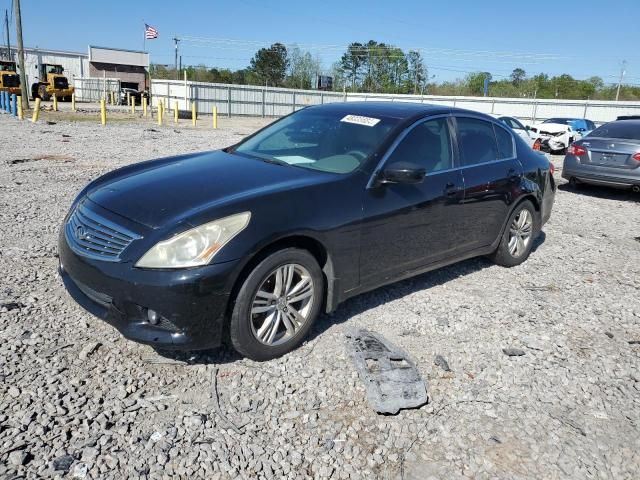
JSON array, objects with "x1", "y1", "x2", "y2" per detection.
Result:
[{"x1": 76, "y1": 225, "x2": 87, "y2": 240}]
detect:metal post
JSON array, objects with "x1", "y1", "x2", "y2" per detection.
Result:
[
  {"x1": 262, "y1": 88, "x2": 266, "y2": 117},
  {"x1": 615, "y1": 60, "x2": 626, "y2": 102},
  {"x1": 320, "y1": 92, "x2": 324, "y2": 105},
  {"x1": 292, "y1": 91, "x2": 296, "y2": 113},
  {"x1": 100, "y1": 99, "x2": 106, "y2": 126},
  {"x1": 18, "y1": 95, "x2": 23, "y2": 120},
  {"x1": 4, "y1": 10, "x2": 10, "y2": 60},
  {"x1": 191, "y1": 101, "x2": 196, "y2": 127},
  {"x1": 174, "y1": 101, "x2": 178, "y2": 123},
  {"x1": 31, "y1": 98, "x2": 41, "y2": 122},
  {"x1": 227, "y1": 86, "x2": 231, "y2": 118},
  {"x1": 583, "y1": 101, "x2": 588, "y2": 119},
  {"x1": 491, "y1": 99, "x2": 496, "y2": 113},
  {"x1": 14, "y1": 0, "x2": 29, "y2": 109},
  {"x1": 212, "y1": 106, "x2": 217, "y2": 129}
]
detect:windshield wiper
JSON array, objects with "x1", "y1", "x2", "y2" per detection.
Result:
[{"x1": 255, "y1": 157, "x2": 291, "y2": 167}]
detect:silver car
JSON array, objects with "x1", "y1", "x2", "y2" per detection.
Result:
[
  {"x1": 562, "y1": 120, "x2": 640, "y2": 192},
  {"x1": 492, "y1": 115, "x2": 535, "y2": 147}
]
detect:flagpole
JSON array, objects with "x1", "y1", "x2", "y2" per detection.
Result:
[{"x1": 143, "y1": 20, "x2": 146, "y2": 52}]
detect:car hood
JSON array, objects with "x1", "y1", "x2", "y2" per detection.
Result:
[
  {"x1": 87, "y1": 150, "x2": 334, "y2": 228},
  {"x1": 532, "y1": 123, "x2": 571, "y2": 134}
]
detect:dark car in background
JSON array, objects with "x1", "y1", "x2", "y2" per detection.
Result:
[
  {"x1": 58, "y1": 102, "x2": 556, "y2": 360},
  {"x1": 562, "y1": 120, "x2": 640, "y2": 192}
]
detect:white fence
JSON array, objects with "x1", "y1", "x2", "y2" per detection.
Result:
[
  {"x1": 145, "y1": 79, "x2": 640, "y2": 123},
  {"x1": 74, "y1": 77, "x2": 121, "y2": 102}
]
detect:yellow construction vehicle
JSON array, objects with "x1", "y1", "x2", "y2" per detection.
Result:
[
  {"x1": 0, "y1": 60, "x2": 21, "y2": 95},
  {"x1": 31, "y1": 63, "x2": 74, "y2": 101}
]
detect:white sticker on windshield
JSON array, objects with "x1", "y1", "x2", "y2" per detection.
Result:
[{"x1": 340, "y1": 114, "x2": 381, "y2": 127}]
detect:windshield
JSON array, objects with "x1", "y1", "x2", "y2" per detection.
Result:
[
  {"x1": 587, "y1": 122, "x2": 640, "y2": 140},
  {"x1": 234, "y1": 108, "x2": 397, "y2": 174}
]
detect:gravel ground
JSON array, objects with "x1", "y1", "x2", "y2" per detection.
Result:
[{"x1": 1, "y1": 111, "x2": 639, "y2": 480}]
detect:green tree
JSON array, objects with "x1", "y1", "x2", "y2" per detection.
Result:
[
  {"x1": 249, "y1": 43, "x2": 289, "y2": 87},
  {"x1": 286, "y1": 47, "x2": 321, "y2": 89},
  {"x1": 407, "y1": 50, "x2": 427, "y2": 94},
  {"x1": 510, "y1": 68, "x2": 526, "y2": 86},
  {"x1": 339, "y1": 42, "x2": 366, "y2": 91},
  {"x1": 465, "y1": 72, "x2": 492, "y2": 96}
]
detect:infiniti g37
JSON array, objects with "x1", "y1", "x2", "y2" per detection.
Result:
[{"x1": 59, "y1": 103, "x2": 556, "y2": 360}]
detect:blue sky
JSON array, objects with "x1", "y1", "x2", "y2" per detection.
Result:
[{"x1": 3, "y1": 0, "x2": 639, "y2": 85}]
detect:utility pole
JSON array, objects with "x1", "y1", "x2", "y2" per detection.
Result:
[
  {"x1": 4, "y1": 10, "x2": 10, "y2": 60},
  {"x1": 615, "y1": 60, "x2": 627, "y2": 102},
  {"x1": 14, "y1": 0, "x2": 29, "y2": 109},
  {"x1": 173, "y1": 37, "x2": 179, "y2": 80}
]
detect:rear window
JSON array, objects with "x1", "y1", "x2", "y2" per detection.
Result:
[{"x1": 587, "y1": 122, "x2": 640, "y2": 140}]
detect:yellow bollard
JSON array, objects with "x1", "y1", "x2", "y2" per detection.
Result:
[
  {"x1": 53, "y1": 94, "x2": 58, "y2": 112},
  {"x1": 192, "y1": 102, "x2": 197, "y2": 127},
  {"x1": 71, "y1": 93, "x2": 76, "y2": 112},
  {"x1": 212, "y1": 106, "x2": 218, "y2": 129},
  {"x1": 126, "y1": 91, "x2": 131, "y2": 108},
  {"x1": 100, "y1": 99, "x2": 106, "y2": 126},
  {"x1": 31, "y1": 98, "x2": 41, "y2": 123},
  {"x1": 157, "y1": 102, "x2": 163, "y2": 126},
  {"x1": 142, "y1": 96, "x2": 147, "y2": 117},
  {"x1": 131, "y1": 95, "x2": 135, "y2": 114},
  {"x1": 174, "y1": 101, "x2": 179, "y2": 124},
  {"x1": 18, "y1": 95, "x2": 23, "y2": 120}
]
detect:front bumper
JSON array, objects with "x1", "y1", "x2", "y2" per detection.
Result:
[{"x1": 58, "y1": 229, "x2": 240, "y2": 350}]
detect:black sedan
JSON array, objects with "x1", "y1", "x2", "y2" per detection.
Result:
[{"x1": 58, "y1": 102, "x2": 556, "y2": 360}]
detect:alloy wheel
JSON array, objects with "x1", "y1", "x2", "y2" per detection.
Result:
[
  {"x1": 508, "y1": 209, "x2": 533, "y2": 258},
  {"x1": 250, "y1": 263, "x2": 315, "y2": 346}
]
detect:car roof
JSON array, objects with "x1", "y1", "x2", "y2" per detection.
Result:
[
  {"x1": 305, "y1": 101, "x2": 496, "y2": 122},
  {"x1": 603, "y1": 119, "x2": 640, "y2": 127}
]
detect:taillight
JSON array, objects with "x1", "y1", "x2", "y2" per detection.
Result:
[
  {"x1": 533, "y1": 139, "x2": 541, "y2": 151},
  {"x1": 633, "y1": 153, "x2": 640, "y2": 162},
  {"x1": 567, "y1": 144, "x2": 588, "y2": 156},
  {"x1": 549, "y1": 162, "x2": 555, "y2": 175}
]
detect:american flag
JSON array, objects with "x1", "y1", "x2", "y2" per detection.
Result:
[{"x1": 145, "y1": 24, "x2": 158, "y2": 40}]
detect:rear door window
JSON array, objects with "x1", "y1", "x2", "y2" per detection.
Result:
[
  {"x1": 493, "y1": 124, "x2": 515, "y2": 159},
  {"x1": 456, "y1": 117, "x2": 499, "y2": 166}
]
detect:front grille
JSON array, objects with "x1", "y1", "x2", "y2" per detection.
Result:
[
  {"x1": 65, "y1": 202, "x2": 141, "y2": 262},
  {"x1": 2, "y1": 74, "x2": 19, "y2": 88},
  {"x1": 54, "y1": 77, "x2": 68, "y2": 89}
]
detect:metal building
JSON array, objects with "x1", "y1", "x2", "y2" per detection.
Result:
[
  {"x1": 6, "y1": 46, "x2": 89, "y2": 88},
  {"x1": 5, "y1": 45, "x2": 149, "y2": 94}
]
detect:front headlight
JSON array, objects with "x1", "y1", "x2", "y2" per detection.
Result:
[{"x1": 135, "y1": 212, "x2": 251, "y2": 269}]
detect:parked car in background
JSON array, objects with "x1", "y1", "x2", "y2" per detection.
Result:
[
  {"x1": 562, "y1": 119, "x2": 640, "y2": 192},
  {"x1": 58, "y1": 102, "x2": 556, "y2": 360},
  {"x1": 492, "y1": 115, "x2": 535, "y2": 147},
  {"x1": 120, "y1": 88, "x2": 147, "y2": 106},
  {"x1": 617, "y1": 115, "x2": 640, "y2": 121},
  {"x1": 529, "y1": 117, "x2": 595, "y2": 154}
]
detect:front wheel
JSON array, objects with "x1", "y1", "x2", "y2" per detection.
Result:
[
  {"x1": 229, "y1": 248, "x2": 324, "y2": 361},
  {"x1": 490, "y1": 200, "x2": 540, "y2": 267}
]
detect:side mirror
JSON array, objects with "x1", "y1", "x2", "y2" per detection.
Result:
[
  {"x1": 525, "y1": 125, "x2": 531, "y2": 131},
  {"x1": 379, "y1": 162, "x2": 426, "y2": 185}
]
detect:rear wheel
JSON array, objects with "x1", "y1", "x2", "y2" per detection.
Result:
[
  {"x1": 490, "y1": 200, "x2": 539, "y2": 267},
  {"x1": 229, "y1": 248, "x2": 324, "y2": 361}
]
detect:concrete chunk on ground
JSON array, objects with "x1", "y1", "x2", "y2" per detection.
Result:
[{"x1": 346, "y1": 328, "x2": 428, "y2": 414}]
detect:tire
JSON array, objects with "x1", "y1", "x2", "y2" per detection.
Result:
[
  {"x1": 229, "y1": 248, "x2": 324, "y2": 361},
  {"x1": 38, "y1": 85, "x2": 50, "y2": 101},
  {"x1": 490, "y1": 200, "x2": 540, "y2": 267}
]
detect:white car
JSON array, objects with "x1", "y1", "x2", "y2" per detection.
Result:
[
  {"x1": 491, "y1": 115, "x2": 536, "y2": 148},
  {"x1": 529, "y1": 121, "x2": 581, "y2": 154}
]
